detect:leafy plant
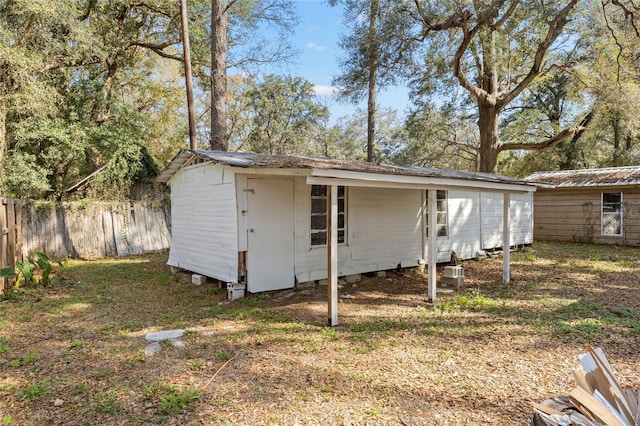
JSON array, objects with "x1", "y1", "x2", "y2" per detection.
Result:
[
  {"x1": 8, "y1": 252, "x2": 59, "y2": 290},
  {"x1": 18, "y1": 379, "x2": 50, "y2": 401},
  {"x1": 92, "y1": 390, "x2": 121, "y2": 414},
  {"x1": 0, "y1": 337, "x2": 9, "y2": 355},
  {"x1": 157, "y1": 386, "x2": 199, "y2": 416},
  {"x1": 0, "y1": 268, "x2": 16, "y2": 279}
]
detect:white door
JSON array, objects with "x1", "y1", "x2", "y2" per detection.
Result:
[{"x1": 247, "y1": 179, "x2": 295, "y2": 292}]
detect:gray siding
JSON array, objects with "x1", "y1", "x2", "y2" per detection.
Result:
[{"x1": 533, "y1": 189, "x2": 640, "y2": 245}]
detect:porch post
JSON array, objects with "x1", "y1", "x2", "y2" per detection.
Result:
[
  {"x1": 327, "y1": 185, "x2": 339, "y2": 326},
  {"x1": 502, "y1": 192, "x2": 511, "y2": 284},
  {"x1": 427, "y1": 189, "x2": 437, "y2": 302}
]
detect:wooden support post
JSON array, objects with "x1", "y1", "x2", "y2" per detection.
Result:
[
  {"x1": 0, "y1": 197, "x2": 6, "y2": 295},
  {"x1": 6, "y1": 198, "x2": 15, "y2": 271},
  {"x1": 427, "y1": 189, "x2": 437, "y2": 302},
  {"x1": 327, "y1": 185, "x2": 339, "y2": 326},
  {"x1": 503, "y1": 192, "x2": 511, "y2": 284},
  {"x1": 14, "y1": 199, "x2": 22, "y2": 263}
]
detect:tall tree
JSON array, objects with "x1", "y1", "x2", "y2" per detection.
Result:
[
  {"x1": 331, "y1": 0, "x2": 411, "y2": 163},
  {"x1": 401, "y1": 0, "x2": 592, "y2": 173},
  {"x1": 0, "y1": 0, "x2": 199, "y2": 199},
  {"x1": 210, "y1": 0, "x2": 229, "y2": 151},
  {"x1": 236, "y1": 75, "x2": 329, "y2": 155},
  {"x1": 209, "y1": 0, "x2": 297, "y2": 151}
]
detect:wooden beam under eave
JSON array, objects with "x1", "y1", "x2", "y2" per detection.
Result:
[
  {"x1": 327, "y1": 185, "x2": 339, "y2": 326},
  {"x1": 503, "y1": 192, "x2": 511, "y2": 284},
  {"x1": 427, "y1": 189, "x2": 437, "y2": 302}
]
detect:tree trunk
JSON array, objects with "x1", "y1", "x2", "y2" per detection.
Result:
[
  {"x1": 612, "y1": 117, "x2": 620, "y2": 167},
  {"x1": 477, "y1": 102, "x2": 500, "y2": 173},
  {"x1": 366, "y1": 0, "x2": 378, "y2": 163},
  {"x1": 477, "y1": 29, "x2": 500, "y2": 173},
  {"x1": 211, "y1": 0, "x2": 228, "y2": 151}
]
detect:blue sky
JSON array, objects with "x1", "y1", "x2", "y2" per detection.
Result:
[{"x1": 272, "y1": 0, "x2": 410, "y2": 124}]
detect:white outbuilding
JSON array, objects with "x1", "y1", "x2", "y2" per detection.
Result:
[{"x1": 157, "y1": 150, "x2": 536, "y2": 325}]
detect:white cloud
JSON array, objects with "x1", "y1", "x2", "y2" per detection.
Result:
[
  {"x1": 306, "y1": 42, "x2": 326, "y2": 52},
  {"x1": 314, "y1": 85, "x2": 338, "y2": 97}
]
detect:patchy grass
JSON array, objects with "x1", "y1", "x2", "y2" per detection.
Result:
[{"x1": 1, "y1": 244, "x2": 640, "y2": 425}]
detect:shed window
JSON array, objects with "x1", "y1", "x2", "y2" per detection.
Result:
[
  {"x1": 602, "y1": 192, "x2": 623, "y2": 236},
  {"x1": 311, "y1": 185, "x2": 346, "y2": 246},
  {"x1": 426, "y1": 190, "x2": 448, "y2": 237}
]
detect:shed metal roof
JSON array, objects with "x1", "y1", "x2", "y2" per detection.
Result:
[
  {"x1": 156, "y1": 150, "x2": 535, "y2": 192},
  {"x1": 524, "y1": 166, "x2": 640, "y2": 188}
]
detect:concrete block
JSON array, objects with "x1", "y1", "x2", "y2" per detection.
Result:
[
  {"x1": 296, "y1": 281, "x2": 316, "y2": 289},
  {"x1": 475, "y1": 251, "x2": 488, "y2": 260},
  {"x1": 192, "y1": 274, "x2": 206, "y2": 285},
  {"x1": 440, "y1": 276, "x2": 464, "y2": 288},
  {"x1": 443, "y1": 266, "x2": 464, "y2": 278},
  {"x1": 345, "y1": 274, "x2": 361, "y2": 284},
  {"x1": 227, "y1": 283, "x2": 246, "y2": 300}
]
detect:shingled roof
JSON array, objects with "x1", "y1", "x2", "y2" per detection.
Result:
[{"x1": 525, "y1": 166, "x2": 640, "y2": 188}]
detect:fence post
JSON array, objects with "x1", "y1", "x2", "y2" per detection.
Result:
[
  {"x1": 1, "y1": 197, "x2": 6, "y2": 294},
  {"x1": 14, "y1": 199, "x2": 22, "y2": 263},
  {"x1": 0, "y1": 197, "x2": 21, "y2": 296}
]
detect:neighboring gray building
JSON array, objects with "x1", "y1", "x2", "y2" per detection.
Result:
[{"x1": 525, "y1": 166, "x2": 640, "y2": 245}]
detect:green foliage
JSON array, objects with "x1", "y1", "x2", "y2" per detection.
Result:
[
  {"x1": 0, "y1": 337, "x2": 9, "y2": 355},
  {"x1": 157, "y1": 387, "x2": 199, "y2": 416},
  {"x1": 7, "y1": 252, "x2": 59, "y2": 292},
  {"x1": 434, "y1": 292, "x2": 499, "y2": 314},
  {"x1": 18, "y1": 379, "x2": 50, "y2": 401},
  {"x1": 0, "y1": 268, "x2": 16, "y2": 279},
  {"x1": 1, "y1": 152, "x2": 51, "y2": 199},
  {"x1": 231, "y1": 75, "x2": 329, "y2": 155},
  {"x1": 92, "y1": 391, "x2": 121, "y2": 414}
]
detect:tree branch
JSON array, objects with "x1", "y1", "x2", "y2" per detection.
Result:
[
  {"x1": 491, "y1": 0, "x2": 519, "y2": 31},
  {"x1": 453, "y1": 24, "x2": 493, "y2": 104},
  {"x1": 498, "y1": 110, "x2": 593, "y2": 152},
  {"x1": 412, "y1": 0, "x2": 472, "y2": 31},
  {"x1": 610, "y1": 0, "x2": 640, "y2": 37},
  {"x1": 497, "y1": 0, "x2": 578, "y2": 110},
  {"x1": 223, "y1": 0, "x2": 240, "y2": 15},
  {"x1": 129, "y1": 41, "x2": 183, "y2": 61}
]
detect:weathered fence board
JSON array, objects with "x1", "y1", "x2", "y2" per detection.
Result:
[
  {"x1": 1, "y1": 197, "x2": 22, "y2": 294},
  {"x1": 21, "y1": 201, "x2": 171, "y2": 259}
]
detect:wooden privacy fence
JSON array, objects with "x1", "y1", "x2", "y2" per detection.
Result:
[
  {"x1": 1, "y1": 197, "x2": 22, "y2": 294},
  {"x1": 21, "y1": 201, "x2": 171, "y2": 260}
]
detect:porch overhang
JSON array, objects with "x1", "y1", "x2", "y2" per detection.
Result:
[{"x1": 306, "y1": 169, "x2": 536, "y2": 327}]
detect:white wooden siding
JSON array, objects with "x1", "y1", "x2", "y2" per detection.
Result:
[
  {"x1": 168, "y1": 163, "x2": 238, "y2": 282},
  {"x1": 293, "y1": 182, "x2": 423, "y2": 283},
  {"x1": 481, "y1": 192, "x2": 533, "y2": 249},
  {"x1": 511, "y1": 192, "x2": 534, "y2": 245},
  {"x1": 438, "y1": 190, "x2": 482, "y2": 262},
  {"x1": 167, "y1": 165, "x2": 533, "y2": 289}
]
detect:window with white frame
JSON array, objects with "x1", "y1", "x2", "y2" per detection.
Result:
[
  {"x1": 601, "y1": 192, "x2": 623, "y2": 236},
  {"x1": 310, "y1": 185, "x2": 346, "y2": 246},
  {"x1": 426, "y1": 190, "x2": 448, "y2": 237}
]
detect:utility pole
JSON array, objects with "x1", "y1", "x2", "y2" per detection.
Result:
[{"x1": 180, "y1": 0, "x2": 197, "y2": 149}]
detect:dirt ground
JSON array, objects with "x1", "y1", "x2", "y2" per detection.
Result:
[{"x1": 1, "y1": 242, "x2": 640, "y2": 425}]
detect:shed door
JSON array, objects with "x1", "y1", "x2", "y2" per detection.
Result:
[{"x1": 246, "y1": 178, "x2": 295, "y2": 292}]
